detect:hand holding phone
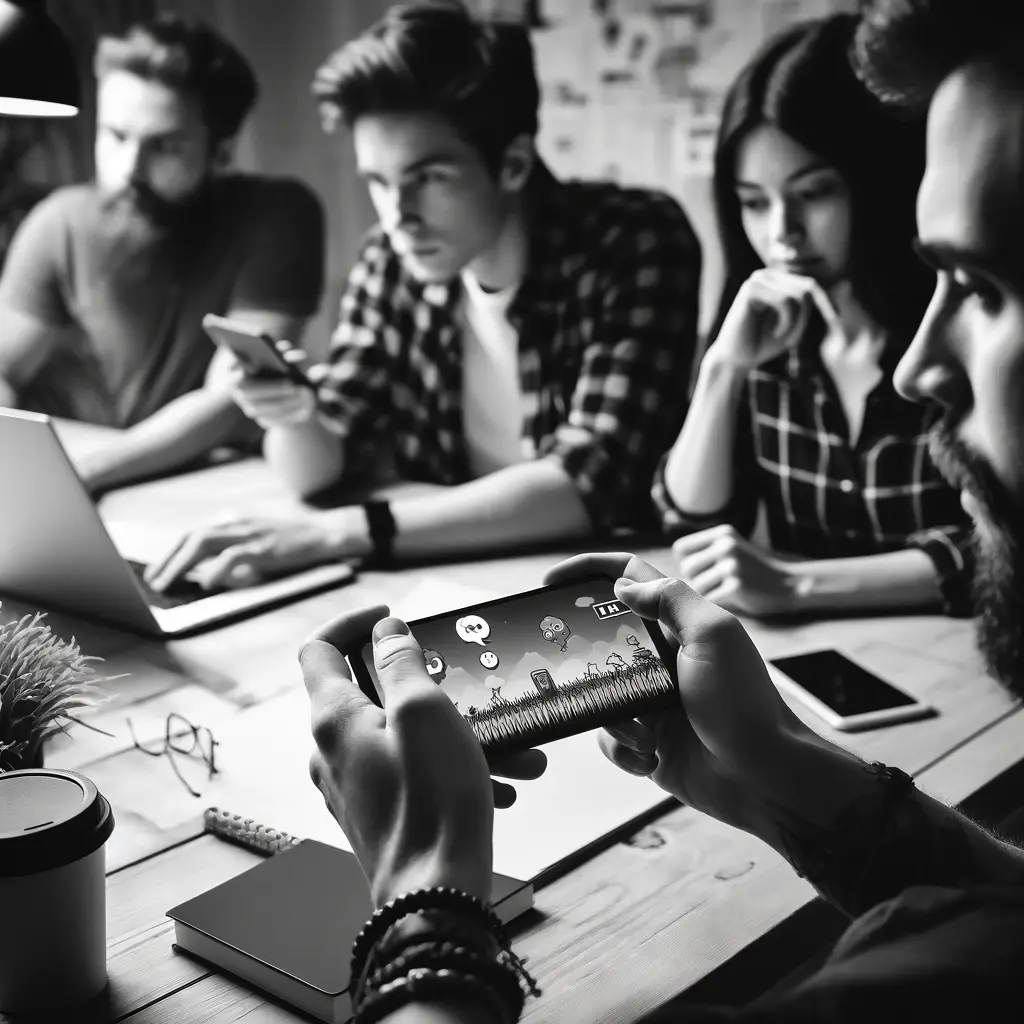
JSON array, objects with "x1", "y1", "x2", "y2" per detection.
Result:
[
  {"x1": 349, "y1": 575, "x2": 679, "y2": 756},
  {"x1": 303, "y1": 609, "x2": 498, "y2": 907},
  {"x1": 202, "y1": 313, "x2": 313, "y2": 388},
  {"x1": 203, "y1": 313, "x2": 323, "y2": 429}
]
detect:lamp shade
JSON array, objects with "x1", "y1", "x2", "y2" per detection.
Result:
[{"x1": 0, "y1": 0, "x2": 78, "y2": 116}]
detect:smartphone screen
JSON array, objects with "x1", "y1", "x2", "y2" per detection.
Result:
[
  {"x1": 771, "y1": 650, "x2": 916, "y2": 717},
  {"x1": 354, "y1": 575, "x2": 677, "y2": 754}
]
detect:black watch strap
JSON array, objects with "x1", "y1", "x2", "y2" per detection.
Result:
[{"x1": 362, "y1": 500, "x2": 396, "y2": 568}]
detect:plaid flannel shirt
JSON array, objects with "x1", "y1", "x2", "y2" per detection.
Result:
[
  {"x1": 314, "y1": 163, "x2": 701, "y2": 531},
  {"x1": 652, "y1": 323, "x2": 975, "y2": 615}
]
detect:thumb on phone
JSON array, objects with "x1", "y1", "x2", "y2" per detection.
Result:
[
  {"x1": 371, "y1": 616, "x2": 436, "y2": 707},
  {"x1": 613, "y1": 576, "x2": 734, "y2": 656}
]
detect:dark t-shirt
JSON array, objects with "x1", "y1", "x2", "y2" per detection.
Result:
[
  {"x1": 645, "y1": 886, "x2": 1024, "y2": 1021},
  {"x1": 0, "y1": 174, "x2": 324, "y2": 427}
]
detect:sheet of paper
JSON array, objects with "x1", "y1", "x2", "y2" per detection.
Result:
[
  {"x1": 84, "y1": 573, "x2": 673, "y2": 881},
  {"x1": 81, "y1": 684, "x2": 348, "y2": 847},
  {"x1": 490, "y1": 729, "x2": 670, "y2": 880},
  {"x1": 44, "y1": 682, "x2": 240, "y2": 773},
  {"x1": 83, "y1": 582, "x2": 500, "y2": 842},
  {"x1": 116, "y1": 685, "x2": 672, "y2": 882}
]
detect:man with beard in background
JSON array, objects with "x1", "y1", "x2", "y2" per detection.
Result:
[{"x1": 0, "y1": 15, "x2": 324, "y2": 494}]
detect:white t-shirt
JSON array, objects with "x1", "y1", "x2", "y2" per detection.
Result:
[{"x1": 460, "y1": 270, "x2": 525, "y2": 478}]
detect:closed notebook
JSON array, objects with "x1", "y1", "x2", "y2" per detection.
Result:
[{"x1": 166, "y1": 839, "x2": 534, "y2": 1024}]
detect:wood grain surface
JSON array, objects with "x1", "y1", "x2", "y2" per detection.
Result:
[{"x1": 1, "y1": 454, "x2": 1019, "y2": 1024}]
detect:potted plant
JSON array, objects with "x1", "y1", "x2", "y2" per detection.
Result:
[{"x1": 0, "y1": 604, "x2": 114, "y2": 773}]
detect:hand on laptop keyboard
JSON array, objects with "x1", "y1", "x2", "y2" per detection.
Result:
[{"x1": 127, "y1": 560, "x2": 223, "y2": 609}]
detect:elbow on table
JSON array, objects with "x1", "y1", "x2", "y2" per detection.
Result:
[
  {"x1": 284, "y1": 461, "x2": 346, "y2": 503},
  {"x1": 261, "y1": 420, "x2": 348, "y2": 501},
  {"x1": 265, "y1": 447, "x2": 346, "y2": 502}
]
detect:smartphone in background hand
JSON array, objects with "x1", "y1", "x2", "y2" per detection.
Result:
[
  {"x1": 770, "y1": 649, "x2": 935, "y2": 731},
  {"x1": 202, "y1": 313, "x2": 313, "y2": 389},
  {"x1": 347, "y1": 574, "x2": 679, "y2": 756}
]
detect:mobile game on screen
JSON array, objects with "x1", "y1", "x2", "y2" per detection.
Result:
[{"x1": 358, "y1": 577, "x2": 676, "y2": 753}]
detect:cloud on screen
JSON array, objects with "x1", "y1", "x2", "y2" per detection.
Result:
[{"x1": 440, "y1": 667, "x2": 493, "y2": 709}]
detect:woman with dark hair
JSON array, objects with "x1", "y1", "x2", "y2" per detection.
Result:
[{"x1": 653, "y1": 13, "x2": 972, "y2": 619}]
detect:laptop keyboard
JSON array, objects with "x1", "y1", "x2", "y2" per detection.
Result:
[{"x1": 126, "y1": 560, "x2": 223, "y2": 610}]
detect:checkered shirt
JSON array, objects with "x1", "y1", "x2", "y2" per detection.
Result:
[
  {"x1": 314, "y1": 163, "x2": 701, "y2": 531},
  {"x1": 652, "y1": 326, "x2": 975, "y2": 615}
]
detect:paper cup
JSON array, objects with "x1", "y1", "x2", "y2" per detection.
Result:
[{"x1": 0, "y1": 768, "x2": 115, "y2": 1014}]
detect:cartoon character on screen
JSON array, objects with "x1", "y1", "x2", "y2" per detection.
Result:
[
  {"x1": 585, "y1": 662, "x2": 600, "y2": 681},
  {"x1": 539, "y1": 614, "x2": 573, "y2": 652},
  {"x1": 606, "y1": 652, "x2": 629, "y2": 675},
  {"x1": 488, "y1": 685, "x2": 508, "y2": 706},
  {"x1": 423, "y1": 649, "x2": 448, "y2": 684},
  {"x1": 626, "y1": 634, "x2": 657, "y2": 667}
]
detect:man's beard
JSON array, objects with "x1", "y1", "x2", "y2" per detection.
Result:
[
  {"x1": 100, "y1": 178, "x2": 211, "y2": 239},
  {"x1": 930, "y1": 419, "x2": 1024, "y2": 698}
]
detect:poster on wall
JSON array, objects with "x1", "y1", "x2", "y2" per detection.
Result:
[{"x1": 533, "y1": 0, "x2": 854, "y2": 189}]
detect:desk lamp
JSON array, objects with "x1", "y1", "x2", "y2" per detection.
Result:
[{"x1": 0, "y1": 0, "x2": 78, "y2": 117}]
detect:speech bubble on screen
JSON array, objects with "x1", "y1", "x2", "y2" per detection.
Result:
[
  {"x1": 456, "y1": 614, "x2": 491, "y2": 646},
  {"x1": 592, "y1": 599, "x2": 629, "y2": 620}
]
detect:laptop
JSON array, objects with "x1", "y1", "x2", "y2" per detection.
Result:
[{"x1": 0, "y1": 409, "x2": 356, "y2": 637}]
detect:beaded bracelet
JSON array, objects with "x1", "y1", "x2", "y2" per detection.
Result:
[
  {"x1": 351, "y1": 888, "x2": 540, "y2": 1017},
  {"x1": 350, "y1": 887, "x2": 507, "y2": 1001},
  {"x1": 369, "y1": 942, "x2": 526, "y2": 1009},
  {"x1": 369, "y1": 942, "x2": 477, "y2": 989},
  {"x1": 354, "y1": 921, "x2": 537, "y2": 1015},
  {"x1": 357, "y1": 967, "x2": 515, "y2": 1024}
]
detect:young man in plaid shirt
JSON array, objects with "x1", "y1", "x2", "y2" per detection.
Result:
[{"x1": 145, "y1": 1, "x2": 701, "y2": 593}]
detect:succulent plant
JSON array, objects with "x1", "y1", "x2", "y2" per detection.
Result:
[{"x1": 0, "y1": 605, "x2": 114, "y2": 772}]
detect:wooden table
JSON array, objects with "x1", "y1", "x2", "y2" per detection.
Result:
[{"x1": 2, "y1": 456, "x2": 1021, "y2": 1024}]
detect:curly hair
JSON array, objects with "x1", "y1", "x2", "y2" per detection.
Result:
[
  {"x1": 709, "y1": 13, "x2": 932, "y2": 346},
  {"x1": 95, "y1": 15, "x2": 258, "y2": 144},
  {"x1": 855, "y1": 0, "x2": 1024, "y2": 110},
  {"x1": 311, "y1": 1, "x2": 539, "y2": 175}
]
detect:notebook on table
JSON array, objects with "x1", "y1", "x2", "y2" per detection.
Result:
[{"x1": 166, "y1": 839, "x2": 533, "y2": 1024}]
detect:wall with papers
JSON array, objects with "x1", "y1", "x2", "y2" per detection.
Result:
[{"x1": 528, "y1": 0, "x2": 857, "y2": 333}]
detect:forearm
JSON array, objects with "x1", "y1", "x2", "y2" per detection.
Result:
[
  {"x1": 263, "y1": 416, "x2": 346, "y2": 498},
  {"x1": 389, "y1": 458, "x2": 591, "y2": 560},
  {"x1": 321, "y1": 457, "x2": 592, "y2": 563},
  {"x1": 662, "y1": 358, "x2": 747, "y2": 516},
  {"x1": 73, "y1": 388, "x2": 245, "y2": 493},
  {"x1": 382, "y1": 1001, "x2": 502, "y2": 1024},
  {"x1": 788, "y1": 548, "x2": 942, "y2": 613},
  {"x1": 745, "y1": 726, "x2": 1024, "y2": 919}
]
